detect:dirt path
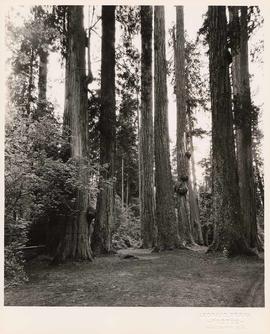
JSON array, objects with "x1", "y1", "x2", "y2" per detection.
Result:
[{"x1": 4, "y1": 248, "x2": 264, "y2": 307}]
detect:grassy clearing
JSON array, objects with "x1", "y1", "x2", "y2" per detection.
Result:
[{"x1": 4, "y1": 248, "x2": 264, "y2": 307}]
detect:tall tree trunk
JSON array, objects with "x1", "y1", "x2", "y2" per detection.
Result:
[
  {"x1": 239, "y1": 6, "x2": 258, "y2": 248},
  {"x1": 154, "y1": 6, "x2": 180, "y2": 250},
  {"x1": 137, "y1": 92, "x2": 142, "y2": 219},
  {"x1": 175, "y1": 6, "x2": 194, "y2": 245},
  {"x1": 207, "y1": 6, "x2": 255, "y2": 256},
  {"x1": 38, "y1": 48, "x2": 48, "y2": 105},
  {"x1": 126, "y1": 173, "x2": 129, "y2": 205},
  {"x1": 26, "y1": 49, "x2": 34, "y2": 115},
  {"x1": 86, "y1": 27, "x2": 94, "y2": 85},
  {"x1": 35, "y1": 48, "x2": 48, "y2": 118},
  {"x1": 54, "y1": 6, "x2": 92, "y2": 262},
  {"x1": 92, "y1": 6, "x2": 116, "y2": 255},
  {"x1": 140, "y1": 6, "x2": 156, "y2": 248},
  {"x1": 229, "y1": 6, "x2": 258, "y2": 249},
  {"x1": 121, "y1": 157, "x2": 124, "y2": 210},
  {"x1": 187, "y1": 112, "x2": 203, "y2": 245}
]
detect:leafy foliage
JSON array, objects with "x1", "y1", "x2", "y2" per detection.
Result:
[
  {"x1": 5, "y1": 110, "x2": 99, "y2": 283},
  {"x1": 112, "y1": 197, "x2": 141, "y2": 250},
  {"x1": 115, "y1": 6, "x2": 140, "y2": 203}
]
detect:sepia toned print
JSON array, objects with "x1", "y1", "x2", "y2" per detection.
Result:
[{"x1": 4, "y1": 4, "x2": 264, "y2": 308}]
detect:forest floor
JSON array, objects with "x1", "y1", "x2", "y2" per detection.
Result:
[{"x1": 4, "y1": 247, "x2": 264, "y2": 307}]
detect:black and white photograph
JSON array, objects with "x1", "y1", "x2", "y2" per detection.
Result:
[{"x1": 1, "y1": 0, "x2": 269, "y2": 332}]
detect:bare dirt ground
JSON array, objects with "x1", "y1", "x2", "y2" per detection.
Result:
[{"x1": 4, "y1": 247, "x2": 264, "y2": 307}]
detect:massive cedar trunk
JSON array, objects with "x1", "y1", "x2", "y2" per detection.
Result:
[
  {"x1": 154, "y1": 6, "x2": 180, "y2": 250},
  {"x1": 238, "y1": 7, "x2": 258, "y2": 247},
  {"x1": 207, "y1": 6, "x2": 254, "y2": 256},
  {"x1": 140, "y1": 6, "x2": 156, "y2": 248},
  {"x1": 92, "y1": 6, "x2": 116, "y2": 255},
  {"x1": 229, "y1": 7, "x2": 258, "y2": 249},
  {"x1": 54, "y1": 6, "x2": 92, "y2": 262},
  {"x1": 175, "y1": 6, "x2": 194, "y2": 245}
]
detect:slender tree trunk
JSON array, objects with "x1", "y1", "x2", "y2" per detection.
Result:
[
  {"x1": 140, "y1": 6, "x2": 156, "y2": 248},
  {"x1": 92, "y1": 6, "x2": 116, "y2": 255},
  {"x1": 229, "y1": 6, "x2": 258, "y2": 249},
  {"x1": 175, "y1": 6, "x2": 194, "y2": 245},
  {"x1": 137, "y1": 92, "x2": 142, "y2": 218},
  {"x1": 255, "y1": 161, "x2": 264, "y2": 207},
  {"x1": 126, "y1": 174, "x2": 129, "y2": 205},
  {"x1": 35, "y1": 48, "x2": 49, "y2": 119},
  {"x1": 207, "y1": 6, "x2": 256, "y2": 256},
  {"x1": 26, "y1": 49, "x2": 34, "y2": 115},
  {"x1": 189, "y1": 130, "x2": 197, "y2": 191},
  {"x1": 154, "y1": 6, "x2": 180, "y2": 250},
  {"x1": 121, "y1": 157, "x2": 124, "y2": 210},
  {"x1": 54, "y1": 6, "x2": 92, "y2": 262},
  {"x1": 86, "y1": 27, "x2": 94, "y2": 84},
  {"x1": 38, "y1": 48, "x2": 48, "y2": 106},
  {"x1": 186, "y1": 112, "x2": 203, "y2": 245}
]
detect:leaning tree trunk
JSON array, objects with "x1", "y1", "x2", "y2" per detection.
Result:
[
  {"x1": 229, "y1": 6, "x2": 258, "y2": 249},
  {"x1": 175, "y1": 6, "x2": 194, "y2": 246},
  {"x1": 154, "y1": 6, "x2": 180, "y2": 250},
  {"x1": 140, "y1": 6, "x2": 156, "y2": 248},
  {"x1": 54, "y1": 6, "x2": 93, "y2": 262},
  {"x1": 92, "y1": 6, "x2": 116, "y2": 255},
  {"x1": 207, "y1": 6, "x2": 255, "y2": 256}
]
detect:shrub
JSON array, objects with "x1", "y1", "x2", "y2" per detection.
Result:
[{"x1": 112, "y1": 197, "x2": 141, "y2": 250}]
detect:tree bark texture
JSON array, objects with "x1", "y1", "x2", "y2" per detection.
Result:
[
  {"x1": 54, "y1": 6, "x2": 92, "y2": 262},
  {"x1": 154, "y1": 6, "x2": 180, "y2": 250},
  {"x1": 140, "y1": 6, "x2": 156, "y2": 248},
  {"x1": 92, "y1": 6, "x2": 116, "y2": 255},
  {"x1": 229, "y1": 6, "x2": 258, "y2": 249},
  {"x1": 208, "y1": 6, "x2": 254, "y2": 256},
  {"x1": 175, "y1": 6, "x2": 194, "y2": 245}
]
